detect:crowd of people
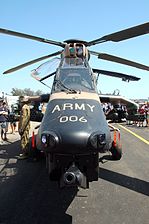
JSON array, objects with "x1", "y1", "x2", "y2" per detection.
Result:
[
  {"x1": 0, "y1": 96, "x2": 31, "y2": 159},
  {"x1": 0, "y1": 98, "x2": 17, "y2": 143},
  {"x1": 101, "y1": 102, "x2": 128, "y2": 122},
  {"x1": 0, "y1": 96, "x2": 46, "y2": 159},
  {"x1": 101, "y1": 101, "x2": 149, "y2": 126},
  {"x1": 138, "y1": 103, "x2": 149, "y2": 127}
]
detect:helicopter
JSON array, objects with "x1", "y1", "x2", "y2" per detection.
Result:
[
  {"x1": 0, "y1": 22, "x2": 149, "y2": 189},
  {"x1": 99, "y1": 92, "x2": 139, "y2": 122}
]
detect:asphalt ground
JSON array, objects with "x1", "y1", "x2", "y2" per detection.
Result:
[{"x1": 0, "y1": 122, "x2": 149, "y2": 224}]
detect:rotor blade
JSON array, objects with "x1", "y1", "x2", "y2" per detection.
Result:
[
  {"x1": 92, "y1": 68, "x2": 140, "y2": 81},
  {"x1": 90, "y1": 50, "x2": 149, "y2": 71},
  {"x1": 3, "y1": 51, "x2": 62, "y2": 74},
  {"x1": 0, "y1": 28, "x2": 65, "y2": 47},
  {"x1": 40, "y1": 71, "x2": 56, "y2": 81},
  {"x1": 87, "y1": 22, "x2": 149, "y2": 46}
]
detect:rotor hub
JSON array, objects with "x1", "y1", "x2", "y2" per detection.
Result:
[{"x1": 64, "y1": 39, "x2": 88, "y2": 46}]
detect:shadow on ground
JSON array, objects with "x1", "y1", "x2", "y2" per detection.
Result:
[
  {"x1": 99, "y1": 166, "x2": 149, "y2": 196},
  {"x1": 0, "y1": 140, "x2": 77, "y2": 224}
]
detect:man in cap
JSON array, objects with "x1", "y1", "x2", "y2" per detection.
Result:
[{"x1": 18, "y1": 96, "x2": 30, "y2": 159}]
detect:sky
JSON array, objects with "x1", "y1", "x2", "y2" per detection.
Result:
[{"x1": 0, "y1": 0, "x2": 148, "y2": 99}]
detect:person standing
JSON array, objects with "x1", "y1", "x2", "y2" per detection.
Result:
[
  {"x1": 0, "y1": 99, "x2": 9, "y2": 142},
  {"x1": 41, "y1": 102, "x2": 47, "y2": 114},
  {"x1": 18, "y1": 96, "x2": 31, "y2": 159},
  {"x1": 9, "y1": 104, "x2": 17, "y2": 134},
  {"x1": 144, "y1": 104, "x2": 149, "y2": 127},
  {"x1": 2, "y1": 102, "x2": 10, "y2": 140}
]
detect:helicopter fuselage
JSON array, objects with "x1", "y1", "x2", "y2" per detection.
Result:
[{"x1": 35, "y1": 50, "x2": 113, "y2": 188}]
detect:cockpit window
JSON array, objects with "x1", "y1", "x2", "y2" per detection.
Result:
[
  {"x1": 62, "y1": 57, "x2": 85, "y2": 67},
  {"x1": 53, "y1": 68, "x2": 95, "y2": 92}
]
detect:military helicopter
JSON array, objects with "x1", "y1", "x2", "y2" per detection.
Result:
[
  {"x1": 99, "y1": 92, "x2": 139, "y2": 122},
  {"x1": 0, "y1": 22, "x2": 149, "y2": 189}
]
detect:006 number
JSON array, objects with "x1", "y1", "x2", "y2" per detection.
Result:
[{"x1": 59, "y1": 116, "x2": 87, "y2": 123}]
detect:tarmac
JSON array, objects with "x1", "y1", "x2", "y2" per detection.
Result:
[
  {"x1": 0, "y1": 120, "x2": 149, "y2": 224},
  {"x1": 0, "y1": 121, "x2": 40, "y2": 145}
]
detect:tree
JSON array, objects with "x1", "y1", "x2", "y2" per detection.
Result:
[
  {"x1": 35, "y1": 90, "x2": 43, "y2": 95},
  {"x1": 11, "y1": 88, "x2": 24, "y2": 96},
  {"x1": 11, "y1": 88, "x2": 44, "y2": 96}
]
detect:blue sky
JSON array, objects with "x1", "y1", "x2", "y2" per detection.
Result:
[{"x1": 0, "y1": 0, "x2": 148, "y2": 99}]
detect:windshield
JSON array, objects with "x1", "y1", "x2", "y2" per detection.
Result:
[
  {"x1": 31, "y1": 57, "x2": 60, "y2": 81},
  {"x1": 62, "y1": 57, "x2": 86, "y2": 67},
  {"x1": 53, "y1": 68, "x2": 95, "y2": 92}
]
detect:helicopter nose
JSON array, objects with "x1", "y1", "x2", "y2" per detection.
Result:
[{"x1": 61, "y1": 130, "x2": 90, "y2": 147}]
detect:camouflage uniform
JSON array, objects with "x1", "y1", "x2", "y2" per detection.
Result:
[{"x1": 18, "y1": 103, "x2": 30, "y2": 154}]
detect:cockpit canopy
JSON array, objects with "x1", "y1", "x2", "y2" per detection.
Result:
[{"x1": 52, "y1": 67, "x2": 96, "y2": 93}]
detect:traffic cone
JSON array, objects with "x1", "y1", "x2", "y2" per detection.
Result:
[
  {"x1": 32, "y1": 131, "x2": 35, "y2": 149},
  {"x1": 113, "y1": 129, "x2": 117, "y2": 147}
]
